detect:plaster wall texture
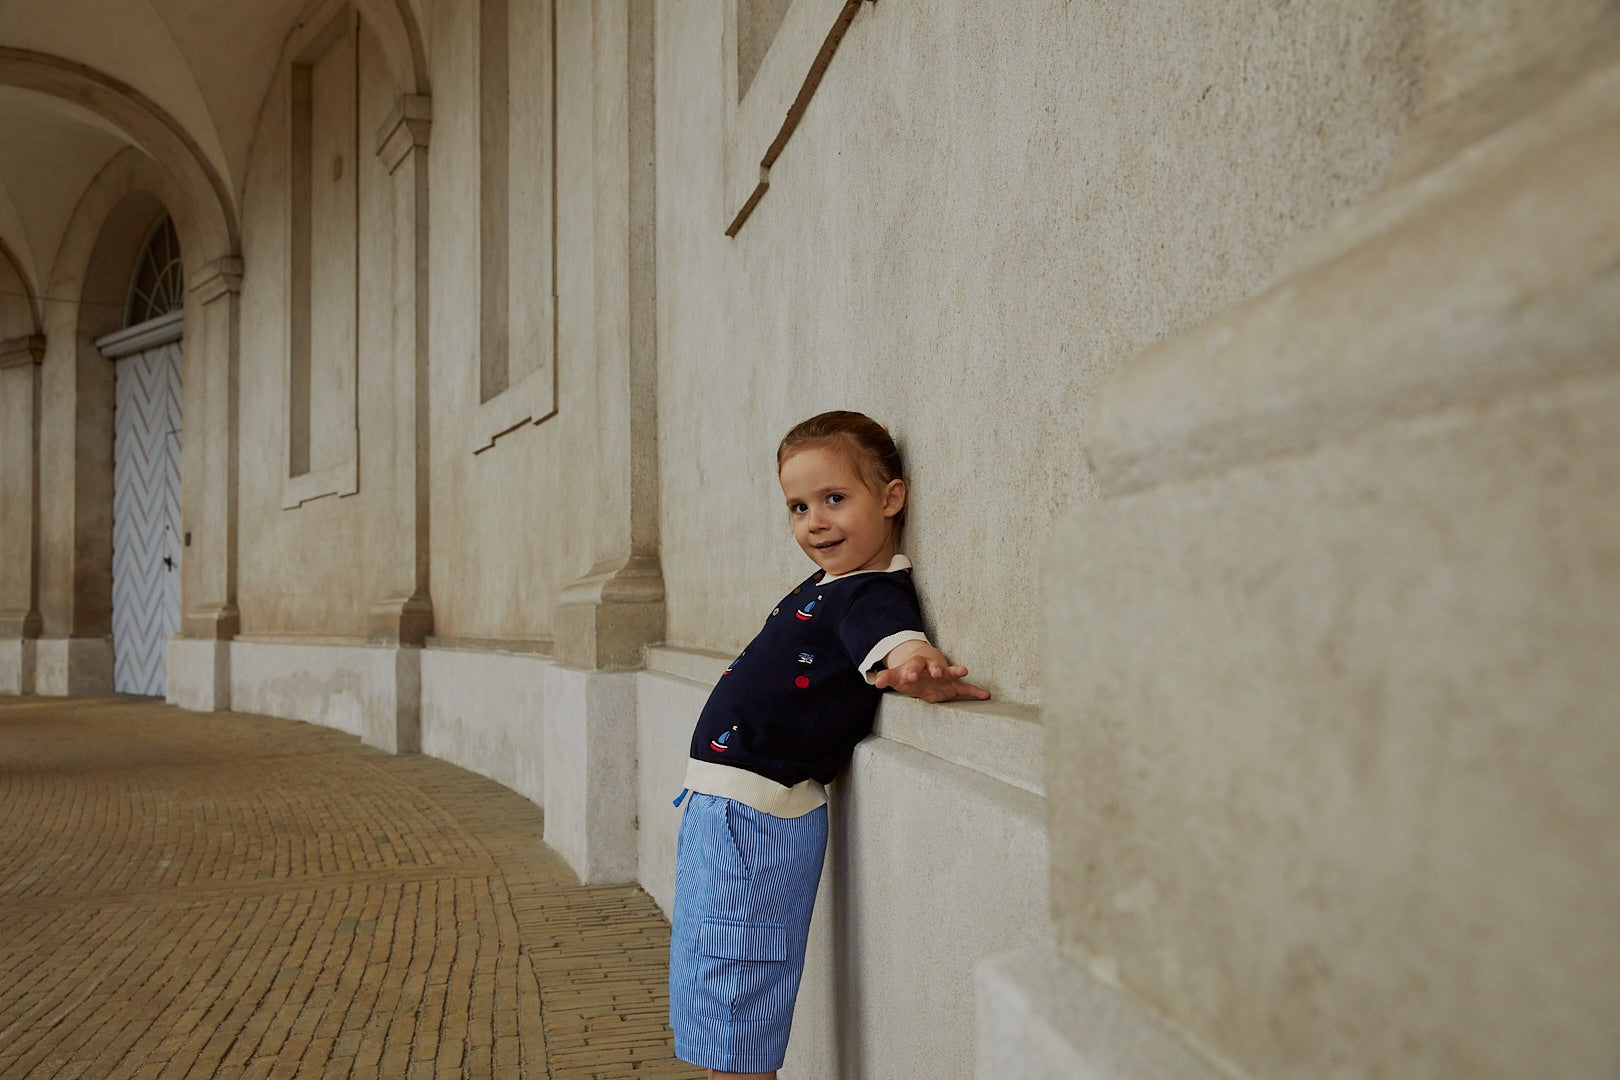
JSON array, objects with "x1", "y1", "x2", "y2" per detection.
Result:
[
  {"x1": 634, "y1": 661, "x2": 706, "y2": 913},
  {"x1": 976, "y1": 949, "x2": 1226, "y2": 1080},
  {"x1": 419, "y1": 646, "x2": 549, "y2": 805},
  {"x1": 425, "y1": 0, "x2": 603, "y2": 644},
  {"x1": 0, "y1": 262, "x2": 32, "y2": 338},
  {"x1": 33, "y1": 636, "x2": 111, "y2": 696},
  {"x1": 1032, "y1": 22, "x2": 1620, "y2": 1077},
  {"x1": 636, "y1": 659, "x2": 1047, "y2": 1080},
  {"x1": 165, "y1": 637, "x2": 229, "y2": 712},
  {"x1": 231, "y1": 18, "x2": 400, "y2": 639},
  {"x1": 1047, "y1": 372, "x2": 1620, "y2": 1080},
  {"x1": 0, "y1": 638, "x2": 32, "y2": 694},
  {"x1": 229, "y1": 639, "x2": 417, "y2": 741},
  {"x1": 35, "y1": 306, "x2": 108, "y2": 638},
  {"x1": 0, "y1": 361, "x2": 34, "y2": 614},
  {"x1": 653, "y1": 0, "x2": 1419, "y2": 704},
  {"x1": 541, "y1": 666, "x2": 638, "y2": 884}
]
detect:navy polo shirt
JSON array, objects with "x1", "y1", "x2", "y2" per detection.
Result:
[{"x1": 689, "y1": 562, "x2": 927, "y2": 788}]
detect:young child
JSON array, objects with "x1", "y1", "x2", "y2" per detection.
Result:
[{"x1": 668, "y1": 410, "x2": 989, "y2": 1079}]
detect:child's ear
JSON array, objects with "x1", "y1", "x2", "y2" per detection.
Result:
[{"x1": 882, "y1": 478, "x2": 907, "y2": 518}]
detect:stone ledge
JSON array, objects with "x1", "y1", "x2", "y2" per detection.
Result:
[{"x1": 976, "y1": 948, "x2": 1230, "y2": 1080}]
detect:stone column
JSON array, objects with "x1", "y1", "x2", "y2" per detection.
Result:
[
  {"x1": 167, "y1": 257, "x2": 241, "y2": 711},
  {"x1": 0, "y1": 334, "x2": 44, "y2": 693},
  {"x1": 995, "y1": 5, "x2": 1620, "y2": 1079},
  {"x1": 545, "y1": 0, "x2": 659, "y2": 884}
]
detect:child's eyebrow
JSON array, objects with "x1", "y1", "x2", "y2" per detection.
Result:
[{"x1": 783, "y1": 485, "x2": 845, "y2": 504}]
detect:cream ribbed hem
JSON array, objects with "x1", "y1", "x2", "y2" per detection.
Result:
[{"x1": 682, "y1": 759, "x2": 828, "y2": 818}]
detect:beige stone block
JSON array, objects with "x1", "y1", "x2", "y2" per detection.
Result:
[
  {"x1": 542, "y1": 666, "x2": 637, "y2": 885},
  {"x1": 33, "y1": 637, "x2": 113, "y2": 696},
  {"x1": 420, "y1": 646, "x2": 548, "y2": 804},
  {"x1": 552, "y1": 556, "x2": 665, "y2": 671},
  {"x1": 229, "y1": 640, "x2": 420, "y2": 752},
  {"x1": 363, "y1": 645, "x2": 420, "y2": 754},
  {"x1": 166, "y1": 637, "x2": 230, "y2": 711},
  {"x1": 0, "y1": 636, "x2": 35, "y2": 694},
  {"x1": 976, "y1": 948, "x2": 1227, "y2": 1080},
  {"x1": 634, "y1": 665, "x2": 711, "y2": 915}
]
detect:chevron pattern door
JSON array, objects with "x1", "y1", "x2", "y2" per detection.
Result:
[{"x1": 112, "y1": 342, "x2": 182, "y2": 697}]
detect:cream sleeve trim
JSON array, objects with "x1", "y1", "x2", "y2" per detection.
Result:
[{"x1": 860, "y1": 631, "x2": 930, "y2": 684}]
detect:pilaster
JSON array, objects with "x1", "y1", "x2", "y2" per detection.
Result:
[
  {"x1": 554, "y1": 554, "x2": 665, "y2": 671},
  {"x1": 369, "y1": 95, "x2": 435, "y2": 649},
  {"x1": 552, "y1": 1, "x2": 664, "y2": 672},
  {"x1": 174, "y1": 258, "x2": 241, "y2": 713},
  {"x1": 0, "y1": 335, "x2": 44, "y2": 693}
]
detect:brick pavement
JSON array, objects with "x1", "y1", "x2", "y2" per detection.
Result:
[{"x1": 0, "y1": 696, "x2": 703, "y2": 1080}]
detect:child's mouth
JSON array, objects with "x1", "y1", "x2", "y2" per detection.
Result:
[{"x1": 814, "y1": 540, "x2": 842, "y2": 551}]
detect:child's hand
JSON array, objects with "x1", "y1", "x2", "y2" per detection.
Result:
[{"x1": 874, "y1": 642, "x2": 991, "y2": 704}]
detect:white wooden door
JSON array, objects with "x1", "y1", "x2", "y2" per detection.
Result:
[{"x1": 112, "y1": 341, "x2": 182, "y2": 696}]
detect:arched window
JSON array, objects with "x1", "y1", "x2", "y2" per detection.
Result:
[{"x1": 124, "y1": 215, "x2": 183, "y2": 327}]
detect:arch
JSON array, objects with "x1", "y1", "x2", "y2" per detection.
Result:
[
  {"x1": 356, "y1": 0, "x2": 430, "y2": 94},
  {"x1": 286, "y1": 0, "x2": 429, "y2": 98},
  {"x1": 37, "y1": 152, "x2": 179, "y2": 639},
  {"x1": 0, "y1": 47, "x2": 239, "y2": 262},
  {"x1": 50, "y1": 148, "x2": 202, "y2": 309}
]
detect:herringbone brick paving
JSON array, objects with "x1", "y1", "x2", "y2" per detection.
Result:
[{"x1": 0, "y1": 696, "x2": 703, "y2": 1080}]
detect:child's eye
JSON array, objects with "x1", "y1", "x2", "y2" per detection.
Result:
[
  {"x1": 790, "y1": 502, "x2": 808, "y2": 514},
  {"x1": 827, "y1": 493, "x2": 844, "y2": 505}
]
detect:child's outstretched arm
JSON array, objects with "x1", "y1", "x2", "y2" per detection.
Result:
[{"x1": 873, "y1": 641, "x2": 991, "y2": 703}]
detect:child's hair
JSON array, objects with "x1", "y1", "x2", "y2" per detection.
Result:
[{"x1": 777, "y1": 411, "x2": 907, "y2": 532}]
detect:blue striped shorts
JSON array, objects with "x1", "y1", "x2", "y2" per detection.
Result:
[{"x1": 668, "y1": 793, "x2": 828, "y2": 1073}]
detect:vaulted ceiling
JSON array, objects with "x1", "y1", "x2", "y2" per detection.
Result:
[{"x1": 0, "y1": 0, "x2": 426, "y2": 308}]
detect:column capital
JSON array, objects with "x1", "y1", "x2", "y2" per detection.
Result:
[
  {"x1": 553, "y1": 554, "x2": 666, "y2": 671},
  {"x1": 377, "y1": 94, "x2": 432, "y2": 173},
  {"x1": 189, "y1": 258, "x2": 244, "y2": 305},
  {"x1": 368, "y1": 594, "x2": 434, "y2": 647},
  {"x1": 0, "y1": 609, "x2": 42, "y2": 638},
  {"x1": 183, "y1": 603, "x2": 240, "y2": 641},
  {"x1": 0, "y1": 334, "x2": 44, "y2": 369}
]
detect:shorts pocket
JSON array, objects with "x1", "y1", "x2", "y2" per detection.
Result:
[{"x1": 695, "y1": 917, "x2": 789, "y2": 1020}]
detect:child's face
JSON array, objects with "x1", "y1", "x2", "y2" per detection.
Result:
[{"x1": 779, "y1": 444, "x2": 906, "y2": 577}]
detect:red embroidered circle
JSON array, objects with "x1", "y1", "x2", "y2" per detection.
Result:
[{"x1": 794, "y1": 675, "x2": 810, "y2": 689}]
